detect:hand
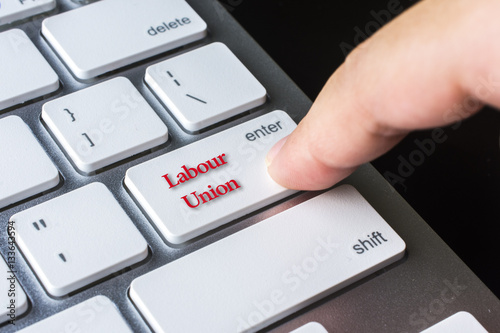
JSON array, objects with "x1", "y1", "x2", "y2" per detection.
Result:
[{"x1": 266, "y1": 0, "x2": 500, "y2": 190}]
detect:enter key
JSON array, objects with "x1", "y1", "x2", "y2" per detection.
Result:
[{"x1": 125, "y1": 110, "x2": 297, "y2": 244}]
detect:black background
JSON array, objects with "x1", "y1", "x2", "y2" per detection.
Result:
[{"x1": 219, "y1": 0, "x2": 500, "y2": 297}]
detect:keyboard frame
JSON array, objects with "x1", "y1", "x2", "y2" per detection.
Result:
[{"x1": 1, "y1": 0, "x2": 499, "y2": 332}]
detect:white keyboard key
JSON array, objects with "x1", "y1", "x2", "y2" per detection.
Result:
[
  {"x1": 146, "y1": 42, "x2": 266, "y2": 131},
  {"x1": 18, "y1": 296, "x2": 133, "y2": 333},
  {"x1": 421, "y1": 312, "x2": 488, "y2": 333},
  {"x1": 12, "y1": 183, "x2": 148, "y2": 297},
  {"x1": 0, "y1": 0, "x2": 55, "y2": 26},
  {"x1": 42, "y1": 77, "x2": 169, "y2": 173},
  {"x1": 1, "y1": 259, "x2": 28, "y2": 325},
  {"x1": 0, "y1": 29, "x2": 59, "y2": 110},
  {"x1": 0, "y1": 116, "x2": 59, "y2": 209},
  {"x1": 125, "y1": 110, "x2": 296, "y2": 244},
  {"x1": 130, "y1": 185, "x2": 406, "y2": 333},
  {"x1": 290, "y1": 322, "x2": 328, "y2": 333},
  {"x1": 42, "y1": 0, "x2": 207, "y2": 79}
]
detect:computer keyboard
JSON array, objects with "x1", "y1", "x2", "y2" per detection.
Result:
[{"x1": 1, "y1": 0, "x2": 500, "y2": 332}]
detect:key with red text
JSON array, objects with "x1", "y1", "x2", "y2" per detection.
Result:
[{"x1": 125, "y1": 110, "x2": 296, "y2": 244}]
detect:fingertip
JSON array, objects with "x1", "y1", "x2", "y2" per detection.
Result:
[
  {"x1": 266, "y1": 132, "x2": 355, "y2": 191},
  {"x1": 265, "y1": 136, "x2": 288, "y2": 167},
  {"x1": 266, "y1": 135, "x2": 297, "y2": 189}
]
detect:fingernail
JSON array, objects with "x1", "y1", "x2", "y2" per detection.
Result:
[{"x1": 266, "y1": 136, "x2": 288, "y2": 167}]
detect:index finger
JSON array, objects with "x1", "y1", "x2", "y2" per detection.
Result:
[{"x1": 266, "y1": 0, "x2": 500, "y2": 190}]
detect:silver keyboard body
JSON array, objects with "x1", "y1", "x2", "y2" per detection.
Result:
[{"x1": 1, "y1": 0, "x2": 499, "y2": 332}]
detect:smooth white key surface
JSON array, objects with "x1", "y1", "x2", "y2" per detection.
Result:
[
  {"x1": 125, "y1": 110, "x2": 296, "y2": 244},
  {"x1": 42, "y1": 0, "x2": 207, "y2": 79},
  {"x1": 42, "y1": 77, "x2": 169, "y2": 173},
  {"x1": 1, "y1": 259, "x2": 28, "y2": 325},
  {"x1": 146, "y1": 42, "x2": 266, "y2": 131},
  {"x1": 12, "y1": 183, "x2": 148, "y2": 297},
  {"x1": 421, "y1": 312, "x2": 488, "y2": 333},
  {"x1": 289, "y1": 322, "x2": 329, "y2": 333},
  {"x1": 18, "y1": 296, "x2": 133, "y2": 333},
  {"x1": 0, "y1": 29, "x2": 59, "y2": 110},
  {"x1": 0, "y1": 0, "x2": 55, "y2": 26},
  {"x1": 130, "y1": 185, "x2": 406, "y2": 333},
  {"x1": 0, "y1": 116, "x2": 59, "y2": 209}
]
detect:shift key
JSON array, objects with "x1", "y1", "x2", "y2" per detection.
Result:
[
  {"x1": 129, "y1": 186, "x2": 406, "y2": 332},
  {"x1": 42, "y1": 0, "x2": 207, "y2": 79},
  {"x1": 125, "y1": 111, "x2": 297, "y2": 244}
]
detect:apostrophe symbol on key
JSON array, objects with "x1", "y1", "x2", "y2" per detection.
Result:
[
  {"x1": 32, "y1": 219, "x2": 47, "y2": 231},
  {"x1": 166, "y1": 70, "x2": 208, "y2": 104},
  {"x1": 186, "y1": 94, "x2": 207, "y2": 104},
  {"x1": 58, "y1": 253, "x2": 67, "y2": 263},
  {"x1": 63, "y1": 108, "x2": 76, "y2": 122},
  {"x1": 166, "y1": 71, "x2": 182, "y2": 87}
]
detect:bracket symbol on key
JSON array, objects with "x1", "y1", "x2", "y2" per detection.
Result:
[
  {"x1": 63, "y1": 108, "x2": 76, "y2": 122},
  {"x1": 82, "y1": 133, "x2": 95, "y2": 147}
]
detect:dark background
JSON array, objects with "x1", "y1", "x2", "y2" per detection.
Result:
[{"x1": 219, "y1": 0, "x2": 500, "y2": 297}]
